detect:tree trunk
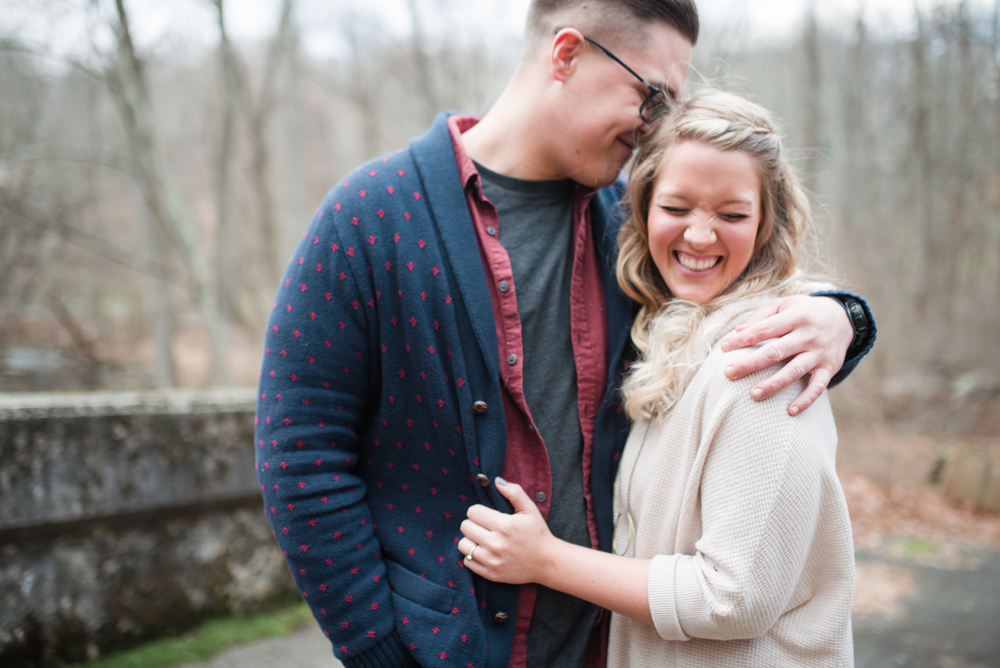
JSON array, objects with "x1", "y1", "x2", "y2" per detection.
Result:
[
  {"x1": 344, "y1": 25, "x2": 378, "y2": 158},
  {"x1": 281, "y1": 20, "x2": 304, "y2": 265},
  {"x1": 909, "y1": 1, "x2": 935, "y2": 325},
  {"x1": 214, "y1": 0, "x2": 294, "y2": 281},
  {"x1": 109, "y1": 0, "x2": 229, "y2": 384},
  {"x1": 213, "y1": 0, "x2": 238, "y2": 328},
  {"x1": 800, "y1": 8, "x2": 824, "y2": 185},
  {"x1": 134, "y1": 184, "x2": 176, "y2": 387},
  {"x1": 406, "y1": 0, "x2": 441, "y2": 122}
]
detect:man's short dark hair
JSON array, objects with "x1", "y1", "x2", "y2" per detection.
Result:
[{"x1": 528, "y1": 0, "x2": 699, "y2": 45}]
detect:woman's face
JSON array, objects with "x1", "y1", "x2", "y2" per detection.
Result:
[{"x1": 647, "y1": 140, "x2": 762, "y2": 303}]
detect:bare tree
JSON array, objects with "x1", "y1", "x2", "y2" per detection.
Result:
[
  {"x1": 800, "y1": 5, "x2": 824, "y2": 182},
  {"x1": 280, "y1": 23, "x2": 304, "y2": 267},
  {"x1": 213, "y1": 0, "x2": 239, "y2": 328},
  {"x1": 104, "y1": 0, "x2": 229, "y2": 382},
  {"x1": 2, "y1": 0, "x2": 995, "y2": 391},
  {"x1": 405, "y1": 0, "x2": 442, "y2": 119},
  {"x1": 908, "y1": 1, "x2": 935, "y2": 324},
  {"x1": 994, "y1": 0, "x2": 1000, "y2": 154},
  {"x1": 134, "y1": 183, "x2": 177, "y2": 386},
  {"x1": 339, "y1": 9, "x2": 383, "y2": 159},
  {"x1": 212, "y1": 0, "x2": 295, "y2": 279}
]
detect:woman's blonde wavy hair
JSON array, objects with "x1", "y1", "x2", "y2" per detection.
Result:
[{"x1": 617, "y1": 88, "x2": 830, "y2": 421}]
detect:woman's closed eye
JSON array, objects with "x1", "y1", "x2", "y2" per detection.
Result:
[
  {"x1": 718, "y1": 212, "x2": 750, "y2": 222},
  {"x1": 660, "y1": 206, "x2": 690, "y2": 215}
]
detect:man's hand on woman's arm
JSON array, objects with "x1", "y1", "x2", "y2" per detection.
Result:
[{"x1": 719, "y1": 294, "x2": 857, "y2": 416}]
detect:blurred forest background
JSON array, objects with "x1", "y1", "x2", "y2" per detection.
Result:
[
  {"x1": 1, "y1": 0, "x2": 998, "y2": 394},
  {"x1": 1, "y1": 0, "x2": 998, "y2": 454},
  {"x1": 2, "y1": 2, "x2": 1000, "y2": 662},
  {"x1": 0, "y1": 0, "x2": 1000, "y2": 666}
]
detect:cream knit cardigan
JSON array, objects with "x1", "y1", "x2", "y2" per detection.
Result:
[{"x1": 609, "y1": 307, "x2": 855, "y2": 667}]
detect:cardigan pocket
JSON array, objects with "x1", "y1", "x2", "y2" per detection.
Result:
[
  {"x1": 385, "y1": 558, "x2": 457, "y2": 615},
  {"x1": 386, "y1": 557, "x2": 486, "y2": 668}
]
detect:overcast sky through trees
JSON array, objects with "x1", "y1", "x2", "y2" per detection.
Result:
[
  {"x1": 1, "y1": 0, "x2": 997, "y2": 390},
  {"x1": 2, "y1": 0, "x2": 990, "y2": 63}
]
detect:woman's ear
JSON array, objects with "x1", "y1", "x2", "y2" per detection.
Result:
[{"x1": 550, "y1": 28, "x2": 587, "y2": 83}]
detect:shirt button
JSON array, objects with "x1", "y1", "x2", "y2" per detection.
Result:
[
  {"x1": 499, "y1": 281, "x2": 509, "y2": 293},
  {"x1": 486, "y1": 226, "x2": 497, "y2": 236},
  {"x1": 507, "y1": 354, "x2": 517, "y2": 365},
  {"x1": 493, "y1": 612, "x2": 509, "y2": 624},
  {"x1": 536, "y1": 492, "x2": 547, "y2": 503},
  {"x1": 472, "y1": 401, "x2": 488, "y2": 415},
  {"x1": 475, "y1": 474, "x2": 490, "y2": 487}
]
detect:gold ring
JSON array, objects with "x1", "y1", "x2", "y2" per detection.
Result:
[{"x1": 465, "y1": 544, "x2": 478, "y2": 563}]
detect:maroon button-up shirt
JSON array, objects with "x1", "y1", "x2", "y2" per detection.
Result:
[{"x1": 447, "y1": 115, "x2": 611, "y2": 668}]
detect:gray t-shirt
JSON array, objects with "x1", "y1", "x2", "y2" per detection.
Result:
[{"x1": 477, "y1": 163, "x2": 600, "y2": 668}]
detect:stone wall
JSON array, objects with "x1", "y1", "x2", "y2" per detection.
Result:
[{"x1": 0, "y1": 389, "x2": 298, "y2": 668}]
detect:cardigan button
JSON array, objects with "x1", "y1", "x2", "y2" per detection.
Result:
[
  {"x1": 475, "y1": 474, "x2": 490, "y2": 487},
  {"x1": 472, "y1": 401, "x2": 488, "y2": 415},
  {"x1": 493, "y1": 612, "x2": 509, "y2": 624},
  {"x1": 507, "y1": 354, "x2": 518, "y2": 365},
  {"x1": 486, "y1": 226, "x2": 497, "y2": 236},
  {"x1": 535, "y1": 491, "x2": 547, "y2": 503},
  {"x1": 499, "y1": 281, "x2": 509, "y2": 293}
]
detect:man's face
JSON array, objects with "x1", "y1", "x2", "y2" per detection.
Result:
[{"x1": 558, "y1": 23, "x2": 692, "y2": 188}]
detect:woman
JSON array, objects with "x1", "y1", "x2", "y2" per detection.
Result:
[{"x1": 458, "y1": 90, "x2": 855, "y2": 667}]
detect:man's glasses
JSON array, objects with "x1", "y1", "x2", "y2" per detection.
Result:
[{"x1": 556, "y1": 30, "x2": 672, "y2": 124}]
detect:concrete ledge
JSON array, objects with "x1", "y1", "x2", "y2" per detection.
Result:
[
  {"x1": 0, "y1": 387, "x2": 257, "y2": 418},
  {"x1": 0, "y1": 388, "x2": 258, "y2": 530},
  {"x1": 0, "y1": 388, "x2": 299, "y2": 667}
]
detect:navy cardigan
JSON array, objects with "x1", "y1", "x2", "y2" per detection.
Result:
[{"x1": 254, "y1": 113, "x2": 873, "y2": 668}]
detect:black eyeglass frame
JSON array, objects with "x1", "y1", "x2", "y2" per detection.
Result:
[{"x1": 554, "y1": 29, "x2": 672, "y2": 124}]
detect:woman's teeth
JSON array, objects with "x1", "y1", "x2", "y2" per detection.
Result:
[{"x1": 676, "y1": 253, "x2": 721, "y2": 272}]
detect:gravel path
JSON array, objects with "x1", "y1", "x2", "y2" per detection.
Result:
[
  {"x1": 181, "y1": 625, "x2": 339, "y2": 668},
  {"x1": 853, "y1": 548, "x2": 1000, "y2": 668}
]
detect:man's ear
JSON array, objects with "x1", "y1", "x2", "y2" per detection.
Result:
[{"x1": 550, "y1": 28, "x2": 587, "y2": 83}]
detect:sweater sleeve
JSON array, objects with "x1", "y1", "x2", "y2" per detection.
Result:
[
  {"x1": 255, "y1": 193, "x2": 419, "y2": 667},
  {"x1": 647, "y1": 348, "x2": 838, "y2": 642}
]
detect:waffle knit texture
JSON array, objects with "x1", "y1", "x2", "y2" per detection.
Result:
[{"x1": 609, "y1": 304, "x2": 855, "y2": 668}]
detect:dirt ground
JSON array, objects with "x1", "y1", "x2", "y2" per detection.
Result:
[
  {"x1": 831, "y1": 388, "x2": 1000, "y2": 553},
  {"x1": 829, "y1": 387, "x2": 1000, "y2": 666}
]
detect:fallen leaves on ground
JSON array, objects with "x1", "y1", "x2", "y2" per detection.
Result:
[
  {"x1": 839, "y1": 468, "x2": 1000, "y2": 554},
  {"x1": 852, "y1": 562, "x2": 916, "y2": 618}
]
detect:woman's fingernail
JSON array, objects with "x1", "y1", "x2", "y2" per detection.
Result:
[
  {"x1": 724, "y1": 365, "x2": 735, "y2": 378},
  {"x1": 751, "y1": 388, "x2": 764, "y2": 400},
  {"x1": 496, "y1": 477, "x2": 508, "y2": 487},
  {"x1": 789, "y1": 405, "x2": 800, "y2": 416},
  {"x1": 720, "y1": 341, "x2": 731, "y2": 352}
]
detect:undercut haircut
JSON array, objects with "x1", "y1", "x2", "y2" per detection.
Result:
[{"x1": 527, "y1": 0, "x2": 699, "y2": 46}]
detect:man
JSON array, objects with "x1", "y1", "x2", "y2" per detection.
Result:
[{"x1": 254, "y1": 2, "x2": 874, "y2": 668}]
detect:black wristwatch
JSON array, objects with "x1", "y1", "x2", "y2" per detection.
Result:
[{"x1": 828, "y1": 295, "x2": 870, "y2": 358}]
